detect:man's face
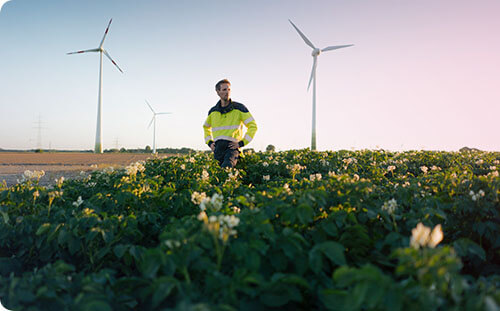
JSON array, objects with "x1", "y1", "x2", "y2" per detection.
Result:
[{"x1": 216, "y1": 83, "x2": 231, "y2": 102}]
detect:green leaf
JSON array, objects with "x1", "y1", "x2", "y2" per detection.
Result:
[
  {"x1": 320, "y1": 241, "x2": 346, "y2": 266},
  {"x1": 151, "y1": 277, "x2": 176, "y2": 308},
  {"x1": 319, "y1": 289, "x2": 347, "y2": 311},
  {"x1": 138, "y1": 249, "x2": 165, "y2": 279},
  {"x1": 0, "y1": 210, "x2": 9, "y2": 224},
  {"x1": 113, "y1": 244, "x2": 128, "y2": 258},
  {"x1": 36, "y1": 223, "x2": 51, "y2": 236},
  {"x1": 453, "y1": 238, "x2": 486, "y2": 261},
  {"x1": 309, "y1": 246, "x2": 323, "y2": 274},
  {"x1": 296, "y1": 203, "x2": 314, "y2": 225},
  {"x1": 81, "y1": 300, "x2": 113, "y2": 311}
]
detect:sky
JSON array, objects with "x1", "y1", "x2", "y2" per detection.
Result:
[{"x1": 0, "y1": 0, "x2": 499, "y2": 152}]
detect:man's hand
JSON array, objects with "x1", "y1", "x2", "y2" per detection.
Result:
[
  {"x1": 210, "y1": 142, "x2": 215, "y2": 152},
  {"x1": 228, "y1": 141, "x2": 240, "y2": 149}
]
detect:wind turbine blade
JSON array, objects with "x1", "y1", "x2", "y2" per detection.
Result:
[
  {"x1": 147, "y1": 116, "x2": 154, "y2": 129},
  {"x1": 321, "y1": 44, "x2": 354, "y2": 52},
  {"x1": 288, "y1": 19, "x2": 316, "y2": 49},
  {"x1": 156, "y1": 112, "x2": 172, "y2": 115},
  {"x1": 67, "y1": 48, "x2": 99, "y2": 55},
  {"x1": 307, "y1": 56, "x2": 317, "y2": 91},
  {"x1": 145, "y1": 100, "x2": 155, "y2": 113},
  {"x1": 99, "y1": 19, "x2": 113, "y2": 48},
  {"x1": 103, "y1": 50, "x2": 123, "y2": 73}
]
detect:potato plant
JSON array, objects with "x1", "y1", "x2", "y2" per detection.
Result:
[{"x1": 0, "y1": 149, "x2": 499, "y2": 310}]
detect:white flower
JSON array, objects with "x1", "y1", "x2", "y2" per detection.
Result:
[
  {"x1": 469, "y1": 190, "x2": 484, "y2": 201},
  {"x1": 283, "y1": 183, "x2": 292, "y2": 194},
  {"x1": 428, "y1": 224, "x2": 443, "y2": 248},
  {"x1": 410, "y1": 223, "x2": 443, "y2": 249},
  {"x1": 476, "y1": 159, "x2": 484, "y2": 165},
  {"x1": 180, "y1": 164, "x2": 186, "y2": 170},
  {"x1": 309, "y1": 173, "x2": 322, "y2": 181},
  {"x1": 191, "y1": 191, "x2": 207, "y2": 205},
  {"x1": 72, "y1": 196, "x2": 84, "y2": 207},
  {"x1": 263, "y1": 175, "x2": 270, "y2": 181},
  {"x1": 231, "y1": 206, "x2": 241, "y2": 213},
  {"x1": 328, "y1": 171, "x2": 336, "y2": 177},
  {"x1": 387, "y1": 165, "x2": 396, "y2": 172},
  {"x1": 125, "y1": 161, "x2": 145, "y2": 175},
  {"x1": 201, "y1": 169, "x2": 209, "y2": 182},
  {"x1": 381, "y1": 198, "x2": 397, "y2": 214},
  {"x1": 197, "y1": 211, "x2": 207, "y2": 221},
  {"x1": 420, "y1": 166, "x2": 428, "y2": 174},
  {"x1": 210, "y1": 193, "x2": 223, "y2": 211},
  {"x1": 287, "y1": 163, "x2": 305, "y2": 175},
  {"x1": 55, "y1": 176, "x2": 65, "y2": 187},
  {"x1": 262, "y1": 162, "x2": 269, "y2": 167},
  {"x1": 342, "y1": 157, "x2": 357, "y2": 166},
  {"x1": 410, "y1": 223, "x2": 431, "y2": 249},
  {"x1": 431, "y1": 165, "x2": 441, "y2": 171}
]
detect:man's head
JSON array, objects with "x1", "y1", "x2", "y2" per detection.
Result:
[{"x1": 216, "y1": 79, "x2": 231, "y2": 104}]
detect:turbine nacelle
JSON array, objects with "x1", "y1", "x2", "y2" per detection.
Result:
[{"x1": 312, "y1": 48, "x2": 321, "y2": 57}]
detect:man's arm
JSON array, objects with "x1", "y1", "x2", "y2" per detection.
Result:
[
  {"x1": 203, "y1": 116, "x2": 214, "y2": 150},
  {"x1": 229, "y1": 111, "x2": 257, "y2": 149}
]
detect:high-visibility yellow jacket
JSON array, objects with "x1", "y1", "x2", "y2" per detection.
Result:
[{"x1": 203, "y1": 100, "x2": 257, "y2": 147}]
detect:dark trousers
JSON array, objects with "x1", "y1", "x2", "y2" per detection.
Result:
[{"x1": 214, "y1": 140, "x2": 239, "y2": 168}]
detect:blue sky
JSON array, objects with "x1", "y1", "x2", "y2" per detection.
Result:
[{"x1": 1, "y1": 0, "x2": 499, "y2": 151}]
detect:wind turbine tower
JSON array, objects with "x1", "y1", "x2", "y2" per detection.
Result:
[
  {"x1": 67, "y1": 19, "x2": 123, "y2": 153},
  {"x1": 146, "y1": 100, "x2": 172, "y2": 154},
  {"x1": 289, "y1": 19, "x2": 353, "y2": 151}
]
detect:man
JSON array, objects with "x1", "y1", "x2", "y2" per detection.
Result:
[{"x1": 203, "y1": 79, "x2": 258, "y2": 168}]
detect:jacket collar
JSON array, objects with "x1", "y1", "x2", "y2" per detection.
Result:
[{"x1": 216, "y1": 99, "x2": 234, "y2": 114}]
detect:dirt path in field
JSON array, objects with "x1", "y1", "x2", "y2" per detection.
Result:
[{"x1": 0, "y1": 153, "x2": 161, "y2": 187}]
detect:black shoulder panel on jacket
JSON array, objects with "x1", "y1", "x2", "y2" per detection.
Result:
[
  {"x1": 208, "y1": 105, "x2": 219, "y2": 115},
  {"x1": 232, "y1": 102, "x2": 249, "y2": 113}
]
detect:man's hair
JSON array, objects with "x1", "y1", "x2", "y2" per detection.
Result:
[{"x1": 215, "y1": 79, "x2": 231, "y2": 91}]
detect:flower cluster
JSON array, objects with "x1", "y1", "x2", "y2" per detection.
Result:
[
  {"x1": 263, "y1": 175, "x2": 270, "y2": 181},
  {"x1": 382, "y1": 198, "x2": 398, "y2": 214},
  {"x1": 20, "y1": 170, "x2": 45, "y2": 182},
  {"x1": 342, "y1": 157, "x2": 357, "y2": 166},
  {"x1": 420, "y1": 166, "x2": 428, "y2": 174},
  {"x1": 197, "y1": 212, "x2": 240, "y2": 243},
  {"x1": 387, "y1": 165, "x2": 396, "y2": 173},
  {"x1": 287, "y1": 163, "x2": 305, "y2": 176},
  {"x1": 55, "y1": 176, "x2": 65, "y2": 187},
  {"x1": 469, "y1": 190, "x2": 485, "y2": 201},
  {"x1": 410, "y1": 223, "x2": 443, "y2": 249},
  {"x1": 201, "y1": 169, "x2": 210, "y2": 182},
  {"x1": 72, "y1": 196, "x2": 84, "y2": 207},
  {"x1": 125, "y1": 161, "x2": 145, "y2": 176},
  {"x1": 309, "y1": 173, "x2": 322, "y2": 181},
  {"x1": 191, "y1": 191, "x2": 208, "y2": 205},
  {"x1": 195, "y1": 193, "x2": 223, "y2": 212}
]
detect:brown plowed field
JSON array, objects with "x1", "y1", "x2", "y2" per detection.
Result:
[{"x1": 0, "y1": 152, "x2": 164, "y2": 187}]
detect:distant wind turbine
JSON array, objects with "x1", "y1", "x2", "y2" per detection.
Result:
[
  {"x1": 289, "y1": 19, "x2": 353, "y2": 151},
  {"x1": 67, "y1": 18, "x2": 123, "y2": 153},
  {"x1": 146, "y1": 100, "x2": 171, "y2": 154}
]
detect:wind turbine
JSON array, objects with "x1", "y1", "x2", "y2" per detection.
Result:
[
  {"x1": 146, "y1": 100, "x2": 171, "y2": 154},
  {"x1": 67, "y1": 19, "x2": 123, "y2": 153},
  {"x1": 289, "y1": 19, "x2": 353, "y2": 151}
]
